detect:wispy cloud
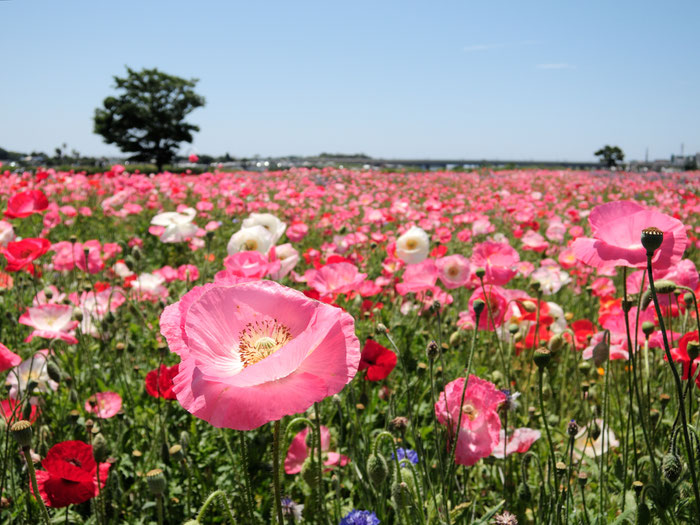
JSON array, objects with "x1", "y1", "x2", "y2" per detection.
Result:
[
  {"x1": 536, "y1": 63, "x2": 576, "y2": 70},
  {"x1": 463, "y1": 40, "x2": 538, "y2": 53}
]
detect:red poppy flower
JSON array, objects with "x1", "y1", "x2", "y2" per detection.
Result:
[
  {"x1": 32, "y1": 440, "x2": 110, "y2": 508},
  {"x1": 145, "y1": 364, "x2": 179, "y2": 400},
  {"x1": 569, "y1": 319, "x2": 595, "y2": 350},
  {"x1": 359, "y1": 339, "x2": 397, "y2": 381},
  {"x1": 2, "y1": 238, "x2": 51, "y2": 274},
  {"x1": 4, "y1": 190, "x2": 49, "y2": 219},
  {"x1": 0, "y1": 399, "x2": 38, "y2": 424}
]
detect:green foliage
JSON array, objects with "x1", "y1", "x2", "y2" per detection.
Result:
[
  {"x1": 595, "y1": 145, "x2": 625, "y2": 168},
  {"x1": 94, "y1": 67, "x2": 205, "y2": 170}
]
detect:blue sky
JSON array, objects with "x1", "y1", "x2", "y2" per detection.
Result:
[{"x1": 1, "y1": 1, "x2": 698, "y2": 161}]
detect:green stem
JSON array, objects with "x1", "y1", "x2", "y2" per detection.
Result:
[
  {"x1": 195, "y1": 490, "x2": 236, "y2": 523},
  {"x1": 272, "y1": 420, "x2": 284, "y2": 525},
  {"x1": 23, "y1": 447, "x2": 50, "y2": 525}
]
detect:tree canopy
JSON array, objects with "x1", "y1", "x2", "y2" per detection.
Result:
[
  {"x1": 594, "y1": 145, "x2": 625, "y2": 168},
  {"x1": 94, "y1": 67, "x2": 205, "y2": 171}
]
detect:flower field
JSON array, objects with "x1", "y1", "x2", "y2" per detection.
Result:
[{"x1": 0, "y1": 166, "x2": 699, "y2": 524}]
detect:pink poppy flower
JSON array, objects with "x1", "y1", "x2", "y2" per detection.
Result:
[
  {"x1": 396, "y1": 259, "x2": 438, "y2": 295},
  {"x1": 268, "y1": 244, "x2": 300, "y2": 281},
  {"x1": 467, "y1": 285, "x2": 508, "y2": 331},
  {"x1": 286, "y1": 222, "x2": 309, "y2": 242},
  {"x1": 521, "y1": 230, "x2": 549, "y2": 252},
  {"x1": 219, "y1": 251, "x2": 280, "y2": 280},
  {"x1": 0, "y1": 343, "x2": 21, "y2": 371},
  {"x1": 160, "y1": 279, "x2": 360, "y2": 430},
  {"x1": 84, "y1": 392, "x2": 122, "y2": 419},
  {"x1": 492, "y1": 427, "x2": 541, "y2": 458},
  {"x1": 435, "y1": 255, "x2": 471, "y2": 289},
  {"x1": 470, "y1": 242, "x2": 519, "y2": 285},
  {"x1": 435, "y1": 375, "x2": 506, "y2": 466},
  {"x1": 305, "y1": 262, "x2": 367, "y2": 298},
  {"x1": 572, "y1": 201, "x2": 687, "y2": 270},
  {"x1": 284, "y1": 426, "x2": 349, "y2": 474},
  {"x1": 19, "y1": 304, "x2": 79, "y2": 344}
]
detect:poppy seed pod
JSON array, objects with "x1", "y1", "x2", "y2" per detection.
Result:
[
  {"x1": 641, "y1": 227, "x2": 664, "y2": 256},
  {"x1": 146, "y1": 468, "x2": 166, "y2": 495},
  {"x1": 533, "y1": 348, "x2": 551, "y2": 370},
  {"x1": 472, "y1": 298, "x2": 486, "y2": 316},
  {"x1": 641, "y1": 321, "x2": 655, "y2": 337},
  {"x1": 10, "y1": 420, "x2": 33, "y2": 448},
  {"x1": 474, "y1": 267, "x2": 486, "y2": 279}
]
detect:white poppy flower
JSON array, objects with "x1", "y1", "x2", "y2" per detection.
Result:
[
  {"x1": 227, "y1": 225, "x2": 274, "y2": 255},
  {"x1": 151, "y1": 208, "x2": 198, "y2": 243},
  {"x1": 395, "y1": 226, "x2": 430, "y2": 264},
  {"x1": 241, "y1": 213, "x2": 287, "y2": 244}
]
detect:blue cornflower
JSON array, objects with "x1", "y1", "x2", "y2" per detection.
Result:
[
  {"x1": 391, "y1": 447, "x2": 419, "y2": 467},
  {"x1": 339, "y1": 509, "x2": 380, "y2": 525}
]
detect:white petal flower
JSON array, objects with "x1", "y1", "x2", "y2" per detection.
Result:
[
  {"x1": 241, "y1": 213, "x2": 287, "y2": 244},
  {"x1": 227, "y1": 225, "x2": 274, "y2": 255},
  {"x1": 151, "y1": 208, "x2": 197, "y2": 243},
  {"x1": 396, "y1": 226, "x2": 430, "y2": 264}
]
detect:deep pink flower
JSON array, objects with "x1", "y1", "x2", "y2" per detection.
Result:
[
  {"x1": 0, "y1": 342, "x2": 21, "y2": 371},
  {"x1": 160, "y1": 279, "x2": 360, "y2": 430},
  {"x1": 305, "y1": 262, "x2": 367, "y2": 298},
  {"x1": 284, "y1": 426, "x2": 349, "y2": 474},
  {"x1": 468, "y1": 285, "x2": 508, "y2": 331},
  {"x1": 470, "y1": 242, "x2": 519, "y2": 285},
  {"x1": 435, "y1": 375, "x2": 506, "y2": 466},
  {"x1": 492, "y1": 427, "x2": 541, "y2": 458},
  {"x1": 572, "y1": 201, "x2": 687, "y2": 270},
  {"x1": 5, "y1": 190, "x2": 49, "y2": 219},
  {"x1": 219, "y1": 251, "x2": 280, "y2": 279},
  {"x1": 84, "y1": 391, "x2": 122, "y2": 419}
]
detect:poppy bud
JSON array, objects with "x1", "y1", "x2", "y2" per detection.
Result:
[
  {"x1": 46, "y1": 361, "x2": 63, "y2": 382},
  {"x1": 474, "y1": 267, "x2": 486, "y2": 279},
  {"x1": 654, "y1": 280, "x2": 677, "y2": 295},
  {"x1": 391, "y1": 480, "x2": 412, "y2": 510},
  {"x1": 683, "y1": 292, "x2": 694, "y2": 308},
  {"x1": 426, "y1": 341, "x2": 439, "y2": 361},
  {"x1": 521, "y1": 301, "x2": 537, "y2": 313},
  {"x1": 472, "y1": 299, "x2": 485, "y2": 317},
  {"x1": 376, "y1": 323, "x2": 388, "y2": 334},
  {"x1": 662, "y1": 453, "x2": 682, "y2": 483},
  {"x1": 636, "y1": 501, "x2": 651, "y2": 525},
  {"x1": 73, "y1": 308, "x2": 83, "y2": 322},
  {"x1": 592, "y1": 338, "x2": 609, "y2": 368},
  {"x1": 640, "y1": 289, "x2": 653, "y2": 311},
  {"x1": 508, "y1": 323, "x2": 520, "y2": 335},
  {"x1": 367, "y1": 453, "x2": 389, "y2": 487},
  {"x1": 10, "y1": 420, "x2": 33, "y2": 448},
  {"x1": 517, "y1": 481, "x2": 531, "y2": 501},
  {"x1": 146, "y1": 468, "x2": 166, "y2": 495},
  {"x1": 301, "y1": 458, "x2": 319, "y2": 488},
  {"x1": 92, "y1": 433, "x2": 109, "y2": 463},
  {"x1": 548, "y1": 334, "x2": 564, "y2": 352},
  {"x1": 449, "y1": 331, "x2": 461, "y2": 346},
  {"x1": 641, "y1": 227, "x2": 664, "y2": 256},
  {"x1": 688, "y1": 341, "x2": 700, "y2": 362},
  {"x1": 621, "y1": 299, "x2": 634, "y2": 313}
]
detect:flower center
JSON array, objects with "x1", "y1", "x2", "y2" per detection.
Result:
[
  {"x1": 462, "y1": 403, "x2": 478, "y2": 420},
  {"x1": 243, "y1": 239, "x2": 259, "y2": 251},
  {"x1": 447, "y1": 266, "x2": 459, "y2": 277},
  {"x1": 405, "y1": 239, "x2": 418, "y2": 250},
  {"x1": 238, "y1": 319, "x2": 292, "y2": 368}
]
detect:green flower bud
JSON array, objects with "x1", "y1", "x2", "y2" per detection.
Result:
[
  {"x1": 662, "y1": 453, "x2": 682, "y2": 483},
  {"x1": 367, "y1": 453, "x2": 389, "y2": 487},
  {"x1": 92, "y1": 433, "x2": 109, "y2": 463},
  {"x1": 654, "y1": 280, "x2": 677, "y2": 295}
]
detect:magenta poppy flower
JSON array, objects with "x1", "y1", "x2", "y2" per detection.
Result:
[
  {"x1": 359, "y1": 339, "x2": 397, "y2": 381},
  {"x1": 572, "y1": 201, "x2": 686, "y2": 270},
  {"x1": 284, "y1": 425, "x2": 349, "y2": 474},
  {"x1": 84, "y1": 391, "x2": 122, "y2": 419},
  {"x1": 467, "y1": 285, "x2": 508, "y2": 331},
  {"x1": 160, "y1": 279, "x2": 360, "y2": 430},
  {"x1": 435, "y1": 375, "x2": 506, "y2": 466},
  {"x1": 395, "y1": 259, "x2": 438, "y2": 295},
  {"x1": 4, "y1": 190, "x2": 49, "y2": 219},
  {"x1": 305, "y1": 262, "x2": 367, "y2": 298}
]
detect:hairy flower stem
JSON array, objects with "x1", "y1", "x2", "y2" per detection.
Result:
[
  {"x1": 238, "y1": 432, "x2": 256, "y2": 523},
  {"x1": 313, "y1": 402, "x2": 327, "y2": 525},
  {"x1": 22, "y1": 446, "x2": 50, "y2": 525},
  {"x1": 538, "y1": 369, "x2": 557, "y2": 495},
  {"x1": 647, "y1": 254, "x2": 700, "y2": 515},
  {"x1": 272, "y1": 421, "x2": 285, "y2": 525},
  {"x1": 195, "y1": 490, "x2": 236, "y2": 523}
]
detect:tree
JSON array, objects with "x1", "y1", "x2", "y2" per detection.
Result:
[
  {"x1": 594, "y1": 145, "x2": 625, "y2": 168},
  {"x1": 94, "y1": 67, "x2": 205, "y2": 171}
]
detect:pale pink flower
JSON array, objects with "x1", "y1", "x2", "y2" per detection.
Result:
[
  {"x1": 572, "y1": 201, "x2": 687, "y2": 269},
  {"x1": 159, "y1": 279, "x2": 360, "y2": 430},
  {"x1": 435, "y1": 255, "x2": 471, "y2": 289},
  {"x1": 492, "y1": 428, "x2": 541, "y2": 458},
  {"x1": 305, "y1": 262, "x2": 367, "y2": 298},
  {"x1": 6, "y1": 350, "x2": 58, "y2": 399},
  {"x1": 19, "y1": 304, "x2": 79, "y2": 344},
  {"x1": 268, "y1": 244, "x2": 299, "y2": 280},
  {"x1": 84, "y1": 392, "x2": 122, "y2": 419},
  {"x1": 284, "y1": 426, "x2": 349, "y2": 474},
  {"x1": 396, "y1": 260, "x2": 438, "y2": 295},
  {"x1": 435, "y1": 375, "x2": 506, "y2": 466},
  {"x1": 218, "y1": 251, "x2": 280, "y2": 280},
  {"x1": 521, "y1": 230, "x2": 549, "y2": 252},
  {"x1": 0, "y1": 220, "x2": 15, "y2": 246}
]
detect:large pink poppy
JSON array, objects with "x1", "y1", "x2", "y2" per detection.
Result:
[
  {"x1": 571, "y1": 201, "x2": 687, "y2": 270},
  {"x1": 435, "y1": 375, "x2": 506, "y2": 466},
  {"x1": 470, "y1": 242, "x2": 519, "y2": 286},
  {"x1": 160, "y1": 279, "x2": 360, "y2": 430}
]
